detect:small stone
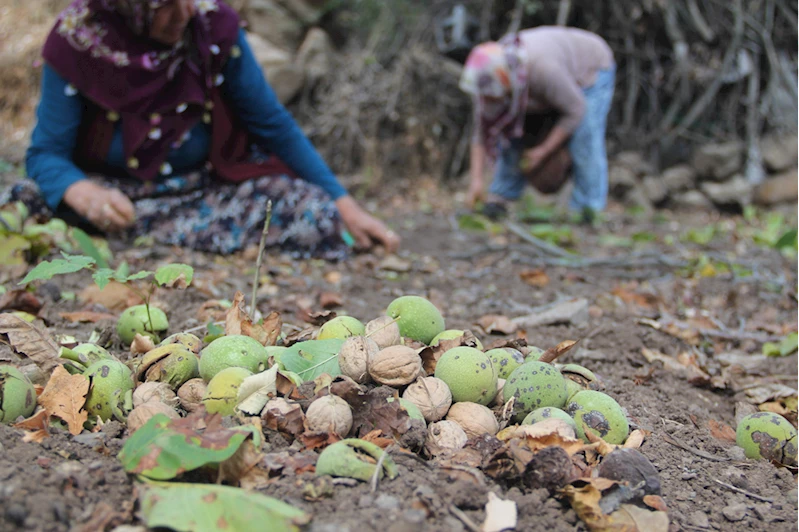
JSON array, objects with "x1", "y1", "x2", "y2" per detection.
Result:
[
  {"x1": 760, "y1": 133, "x2": 798, "y2": 172},
  {"x1": 641, "y1": 175, "x2": 668, "y2": 205},
  {"x1": 661, "y1": 164, "x2": 696, "y2": 192},
  {"x1": 357, "y1": 495, "x2": 374, "y2": 508},
  {"x1": 754, "y1": 169, "x2": 798, "y2": 206},
  {"x1": 701, "y1": 175, "x2": 753, "y2": 209},
  {"x1": 51, "y1": 501, "x2": 69, "y2": 523},
  {"x1": 785, "y1": 488, "x2": 798, "y2": 505},
  {"x1": 5, "y1": 503, "x2": 28, "y2": 526},
  {"x1": 688, "y1": 510, "x2": 710, "y2": 528},
  {"x1": 375, "y1": 494, "x2": 401, "y2": 511},
  {"x1": 681, "y1": 472, "x2": 698, "y2": 480},
  {"x1": 400, "y1": 509, "x2": 426, "y2": 524},
  {"x1": 722, "y1": 504, "x2": 748, "y2": 522},
  {"x1": 693, "y1": 141, "x2": 744, "y2": 180},
  {"x1": 675, "y1": 190, "x2": 713, "y2": 210}
]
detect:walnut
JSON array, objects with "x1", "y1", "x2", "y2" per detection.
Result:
[
  {"x1": 402, "y1": 376, "x2": 452, "y2": 422},
  {"x1": 127, "y1": 402, "x2": 179, "y2": 433},
  {"x1": 305, "y1": 394, "x2": 353, "y2": 436},
  {"x1": 365, "y1": 316, "x2": 402, "y2": 349},
  {"x1": 133, "y1": 381, "x2": 178, "y2": 408},
  {"x1": 339, "y1": 336, "x2": 379, "y2": 384},
  {"x1": 177, "y1": 378, "x2": 207, "y2": 413},
  {"x1": 446, "y1": 402, "x2": 499, "y2": 438},
  {"x1": 368, "y1": 345, "x2": 422, "y2": 387},
  {"x1": 425, "y1": 420, "x2": 468, "y2": 456}
]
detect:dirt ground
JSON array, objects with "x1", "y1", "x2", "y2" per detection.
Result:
[{"x1": 0, "y1": 179, "x2": 797, "y2": 531}]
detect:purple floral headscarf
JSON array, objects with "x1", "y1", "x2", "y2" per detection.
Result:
[
  {"x1": 460, "y1": 34, "x2": 529, "y2": 160},
  {"x1": 42, "y1": 0, "x2": 240, "y2": 180}
]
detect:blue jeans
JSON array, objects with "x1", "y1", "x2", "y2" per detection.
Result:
[{"x1": 488, "y1": 66, "x2": 616, "y2": 211}]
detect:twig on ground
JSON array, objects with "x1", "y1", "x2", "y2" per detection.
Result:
[
  {"x1": 662, "y1": 433, "x2": 730, "y2": 462},
  {"x1": 449, "y1": 505, "x2": 481, "y2": 532},
  {"x1": 712, "y1": 479, "x2": 774, "y2": 502},
  {"x1": 370, "y1": 451, "x2": 387, "y2": 493},
  {"x1": 249, "y1": 200, "x2": 272, "y2": 321},
  {"x1": 505, "y1": 222, "x2": 575, "y2": 258}
]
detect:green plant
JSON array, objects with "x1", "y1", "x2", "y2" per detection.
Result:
[{"x1": 19, "y1": 252, "x2": 193, "y2": 338}]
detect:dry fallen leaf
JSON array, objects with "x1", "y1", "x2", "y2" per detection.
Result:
[
  {"x1": 481, "y1": 492, "x2": 517, "y2": 532},
  {"x1": 38, "y1": 366, "x2": 89, "y2": 435},
  {"x1": 79, "y1": 281, "x2": 143, "y2": 312},
  {"x1": 475, "y1": 314, "x2": 517, "y2": 335},
  {"x1": 0, "y1": 290, "x2": 43, "y2": 314},
  {"x1": 0, "y1": 314, "x2": 61, "y2": 374},
  {"x1": 496, "y1": 419, "x2": 585, "y2": 456},
  {"x1": 14, "y1": 409, "x2": 50, "y2": 443},
  {"x1": 539, "y1": 339, "x2": 579, "y2": 364},
  {"x1": 519, "y1": 268, "x2": 550, "y2": 288},
  {"x1": 319, "y1": 292, "x2": 343, "y2": 309},
  {"x1": 225, "y1": 291, "x2": 282, "y2": 346},
  {"x1": 708, "y1": 419, "x2": 737, "y2": 442},
  {"x1": 610, "y1": 504, "x2": 669, "y2": 532},
  {"x1": 622, "y1": 429, "x2": 646, "y2": 449},
  {"x1": 59, "y1": 311, "x2": 118, "y2": 323}
]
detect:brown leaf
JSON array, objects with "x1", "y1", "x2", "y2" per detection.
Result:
[
  {"x1": 319, "y1": 292, "x2": 343, "y2": 309},
  {"x1": 299, "y1": 430, "x2": 341, "y2": 451},
  {"x1": 0, "y1": 290, "x2": 43, "y2": 314},
  {"x1": 622, "y1": 429, "x2": 647, "y2": 449},
  {"x1": 130, "y1": 334, "x2": 156, "y2": 355},
  {"x1": 75, "y1": 501, "x2": 133, "y2": 532},
  {"x1": 217, "y1": 439, "x2": 263, "y2": 485},
  {"x1": 496, "y1": 420, "x2": 585, "y2": 456},
  {"x1": 0, "y1": 314, "x2": 61, "y2": 374},
  {"x1": 361, "y1": 430, "x2": 395, "y2": 449},
  {"x1": 419, "y1": 336, "x2": 473, "y2": 374},
  {"x1": 59, "y1": 311, "x2": 118, "y2": 323},
  {"x1": 79, "y1": 282, "x2": 143, "y2": 312},
  {"x1": 14, "y1": 409, "x2": 50, "y2": 443},
  {"x1": 38, "y1": 366, "x2": 89, "y2": 435},
  {"x1": 262, "y1": 401, "x2": 306, "y2": 441},
  {"x1": 225, "y1": 291, "x2": 282, "y2": 346},
  {"x1": 519, "y1": 268, "x2": 550, "y2": 287},
  {"x1": 197, "y1": 300, "x2": 230, "y2": 323},
  {"x1": 346, "y1": 386, "x2": 414, "y2": 439},
  {"x1": 708, "y1": 419, "x2": 736, "y2": 442},
  {"x1": 560, "y1": 478, "x2": 635, "y2": 531},
  {"x1": 162, "y1": 273, "x2": 189, "y2": 289},
  {"x1": 611, "y1": 284, "x2": 660, "y2": 309},
  {"x1": 539, "y1": 339, "x2": 579, "y2": 364},
  {"x1": 643, "y1": 495, "x2": 669, "y2": 512},
  {"x1": 475, "y1": 314, "x2": 517, "y2": 335}
]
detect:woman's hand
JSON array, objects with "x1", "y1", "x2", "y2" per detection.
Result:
[
  {"x1": 335, "y1": 195, "x2": 400, "y2": 253},
  {"x1": 465, "y1": 177, "x2": 486, "y2": 209},
  {"x1": 522, "y1": 146, "x2": 548, "y2": 172},
  {"x1": 63, "y1": 180, "x2": 136, "y2": 232}
]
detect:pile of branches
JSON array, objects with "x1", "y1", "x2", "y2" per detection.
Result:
[{"x1": 296, "y1": 0, "x2": 797, "y2": 180}]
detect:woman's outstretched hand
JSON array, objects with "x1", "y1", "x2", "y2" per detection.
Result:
[
  {"x1": 335, "y1": 195, "x2": 400, "y2": 253},
  {"x1": 63, "y1": 180, "x2": 136, "y2": 232}
]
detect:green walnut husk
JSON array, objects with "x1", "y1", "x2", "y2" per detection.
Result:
[
  {"x1": 145, "y1": 348, "x2": 200, "y2": 389},
  {"x1": 736, "y1": 412, "x2": 797, "y2": 466},
  {"x1": 117, "y1": 305, "x2": 169, "y2": 345},
  {"x1": 202, "y1": 367, "x2": 253, "y2": 416},
  {"x1": 84, "y1": 359, "x2": 135, "y2": 422},
  {"x1": 159, "y1": 332, "x2": 202, "y2": 354},
  {"x1": 0, "y1": 365, "x2": 36, "y2": 424},
  {"x1": 567, "y1": 390, "x2": 629, "y2": 445},
  {"x1": 60, "y1": 343, "x2": 115, "y2": 374},
  {"x1": 315, "y1": 439, "x2": 399, "y2": 482}
]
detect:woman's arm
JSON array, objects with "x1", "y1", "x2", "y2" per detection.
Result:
[
  {"x1": 221, "y1": 30, "x2": 346, "y2": 200},
  {"x1": 26, "y1": 66, "x2": 135, "y2": 230},
  {"x1": 221, "y1": 30, "x2": 399, "y2": 252}
]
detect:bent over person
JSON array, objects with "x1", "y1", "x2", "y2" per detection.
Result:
[
  {"x1": 460, "y1": 26, "x2": 615, "y2": 219},
  {"x1": 3, "y1": 0, "x2": 399, "y2": 260}
]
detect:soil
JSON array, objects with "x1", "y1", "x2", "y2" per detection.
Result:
[{"x1": 0, "y1": 181, "x2": 797, "y2": 531}]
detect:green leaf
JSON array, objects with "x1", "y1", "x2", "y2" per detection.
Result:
[
  {"x1": 279, "y1": 339, "x2": 344, "y2": 382},
  {"x1": 155, "y1": 264, "x2": 194, "y2": 287},
  {"x1": 456, "y1": 213, "x2": 503, "y2": 234},
  {"x1": 125, "y1": 270, "x2": 155, "y2": 282},
  {"x1": 0, "y1": 235, "x2": 31, "y2": 266},
  {"x1": 774, "y1": 229, "x2": 798, "y2": 251},
  {"x1": 115, "y1": 261, "x2": 130, "y2": 279},
  {"x1": 71, "y1": 227, "x2": 110, "y2": 269},
  {"x1": 19, "y1": 254, "x2": 95, "y2": 285},
  {"x1": 139, "y1": 482, "x2": 309, "y2": 532},
  {"x1": 93, "y1": 268, "x2": 115, "y2": 290},
  {"x1": 683, "y1": 225, "x2": 716, "y2": 245},
  {"x1": 204, "y1": 321, "x2": 225, "y2": 343},
  {"x1": 764, "y1": 333, "x2": 798, "y2": 357},
  {"x1": 118, "y1": 413, "x2": 258, "y2": 480}
]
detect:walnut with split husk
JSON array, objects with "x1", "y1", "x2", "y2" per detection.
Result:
[{"x1": 368, "y1": 345, "x2": 422, "y2": 387}]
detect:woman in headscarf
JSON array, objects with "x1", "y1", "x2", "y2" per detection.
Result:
[
  {"x1": 6, "y1": 0, "x2": 399, "y2": 260},
  {"x1": 460, "y1": 27, "x2": 615, "y2": 220}
]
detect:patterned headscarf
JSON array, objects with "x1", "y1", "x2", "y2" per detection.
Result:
[
  {"x1": 42, "y1": 0, "x2": 240, "y2": 180},
  {"x1": 459, "y1": 35, "x2": 529, "y2": 159}
]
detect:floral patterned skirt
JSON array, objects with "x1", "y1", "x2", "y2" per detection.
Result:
[{"x1": 2, "y1": 171, "x2": 350, "y2": 261}]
